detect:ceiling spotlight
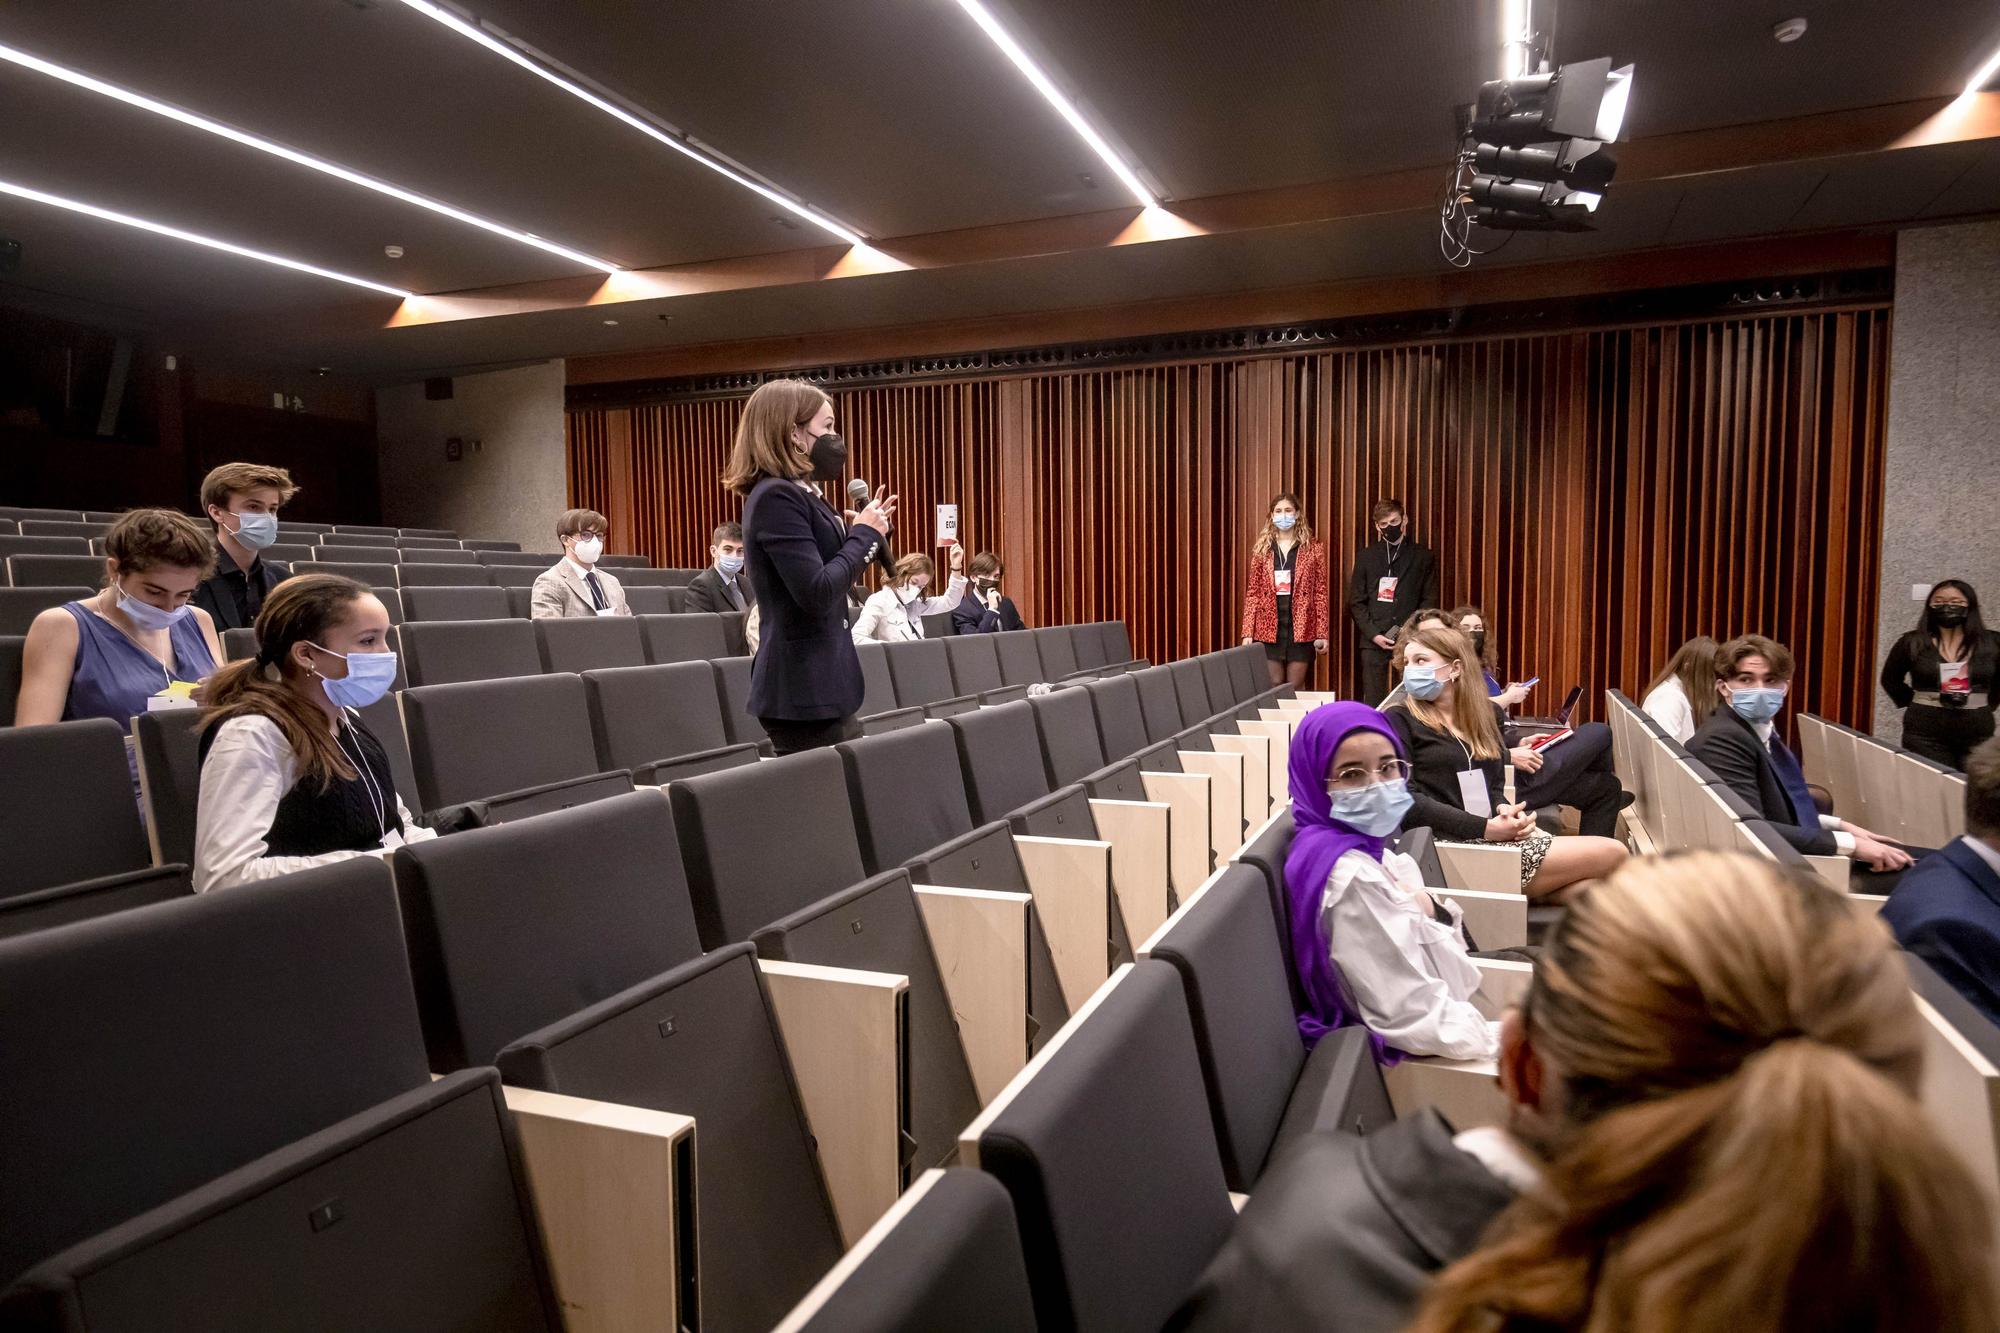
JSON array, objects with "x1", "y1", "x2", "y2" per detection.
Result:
[
  {"x1": 1473, "y1": 138, "x2": 1616, "y2": 192},
  {"x1": 1773, "y1": 18, "x2": 1808, "y2": 44},
  {"x1": 384, "y1": 244, "x2": 405, "y2": 259},
  {"x1": 1471, "y1": 57, "x2": 1635, "y2": 146},
  {"x1": 602, "y1": 319, "x2": 619, "y2": 326}
]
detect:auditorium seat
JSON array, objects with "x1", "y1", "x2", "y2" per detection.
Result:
[
  {"x1": 273, "y1": 519, "x2": 331, "y2": 536},
  {"x1": 218, "y1": 627, "x2": 256, "y2": 663},
  {"x1": 1102, "y1": 620, "x2": 1141, "y2": 670},
  {"x1": 18, "y1": 519, "x2": 105, "y2": 540},
  {"x1": 316, "y1": 543, "x2": 403, "y2": 563},
  {"x1": 0, "y1": 506, "x2": 82, "y2": 523},
  {"x1": 717, "y1": 608, "x2": 747, "y2": 655},
  {"x1": 637, "y1": 612, "x2": 729, "y2": 665},
  {"x1": 1031, "y1": 625, "x2": 1082, "y2": 681},
  {"x1": 775, "y1": 1168, "x2": 1036, "y2": 1333},
  {"x1": 323, "y1": 531, "x2": 400, "y2": 547},
  {"x1": 947, "y1": 700, "x2": 1103, "y2": 838},
  {"x1": 398, "y1": 618, "x2": 541, "y2": 686},
  {"x1": 941, "y1": 633, "x2": 1027, "y2": 702},
  {"x1": 709, "y1": 656, "x2": 770, "y2": 749},
  {"x1": 79, "y1": 510, "x2": 126, "y2": 525},
  {"x1": 0, "y1": 719, "x2": 151, "y2": 899},
  {"x1": 133, "y1": 710, "x2": 205, "y2": 868},
  {"x1": 259, "y1": 541, "x2": 315, "y2": 563},
  {"x1": 476, "y1": 550, "x2": 564, "y2": 567},
  {"x1": 334, "y1": 524, "x2": 398, "y2": 536},
  {"x1": 882, "y1": 639, "x2": 978, "y2": 717},
  {"x1": 616, "y1": 568, "x2": 700, "y2": 588},
  {"x1": 0, "y1": 586, "x2": 89, "y2": 634},
  {"x1": 504, "y1": 586, "x2": 534, "y2": 617},
  {"x1": 920, "y1": 611, "x2": 955, "y2": 640},
  {"x1": 392, "y1": 792, "x2": 705, "y2": 1071},
  {"x1": 0, "y1": 518, "x2": 12, "y2": 535},
  {"x1": 534, "y1": 616, "x2": 646, "y2": 673},
  {"x1": 1140, "y1": 865, "x2": 1395, "y2": 1190},
  {"x1": 0, "y1": 864, "x2": 191, "y2": 942},
  {"x1": 356, "y1": 694, "x2": 423, "y2": 816},
  {"x1": 395, "y1": 536, "x2": 463, "y2": 551},
  {"x1": 292, "y1": 559, "x2": 400, "y2": 588},
  {"x1": 0, "y1": 636, "x2": 24, "y2": 725},
  {"x1": 397, "y1": 563, "x2": 494, "y2": 587},
  {"x1": 1071, "y1": 622, "x2": 1111, "y2": 672},
  {"x1": 854, "y1": 641, "x2": 925, "y2": 733},
  {"x1": 7, "y1": 553, "x2": 104, "y2": 588},
  {"x1": 595, "y1": 553, "x2": 651, "y2": 568},
  {"x1": 398, "y1": 527, "x2": 458, "y2": 539},
  {"x1": 623, "y1": 584, "x2": 674, "y2": 615},
  {"x1": 401, "y1": 547, "x2": 482, "y2": 565},
  {"x1": 1084, "y1": 675, "x2": 1180, "y2": 773},
  {"x1": 489, "y1": 567, "x2": 545, "y2": 593},
  {"x1": 581, "y1": 662, "x2": 759, "y2": 779},
  {"x1": 1132, "y1": 665, "x2": 1210, "y2": 750},
  {"x1": 400, "y1": 584, "x2": 510, "y2": 622},
  {"x1": 1200, "y1": 654, "x2": 1239, "y2": 717},
  {"x1": 401, "y1": 673, "x2": 630, "y2": 819},
  {"x1": 462, "y1": 540, "x2": 522, "y2": 552},
  {"x1": 994, "y1": 630, "x2": 1047, "y2": 688},
  {"x1": 961, "y1": 960, "x2": 1235, "y2": 1332}
]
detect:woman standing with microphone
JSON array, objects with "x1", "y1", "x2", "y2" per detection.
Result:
[
  {"x1": 1240, "y1": 492, "x2": 1328, "y2": 689},
  {"x1": 724, "y1": 379, "x2": 896, "y2": 755}
]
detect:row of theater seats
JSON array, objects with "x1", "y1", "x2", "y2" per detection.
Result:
[
  {"x1": 1604, "y1": 689, "x2": 2000, "y2": 1232},
  {"x1": 0, "y1": 640, "x2": 1316, "y2": 1330},
  {"x1": 1799, "y1": 712, "x2": 1968, "y2": 851}
]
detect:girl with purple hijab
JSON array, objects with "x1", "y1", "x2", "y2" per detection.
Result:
[{"x1": 1284, "y1": 701, "x2": 1498, "y2": 1060}]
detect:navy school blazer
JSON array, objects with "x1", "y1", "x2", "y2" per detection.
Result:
[{"x1": 742, "y1": 476, "x2": 880, "y2": 722}]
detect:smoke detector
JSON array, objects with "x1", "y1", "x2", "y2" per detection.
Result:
[
  {"x1": 1773, "y1": 17, "x2": 1807, "y2": 43},
  {"x1": 383, "y1": 244, "x2": 405, "y2": 259}
]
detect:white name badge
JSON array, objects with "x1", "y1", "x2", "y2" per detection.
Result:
[
  {"x1": 1457, "y1": 768, "x2": 1492, "y2": 819},
  {"x1": 1941, "y1": 660, "x2": 1971, "y2": 692},
  {"x1": 1273, "y1": 566, "x2": 1293, "y2": 595},
  {"x1": 146, "y1": 693, "x2": 197, "y2": 712},
  {"x1": 1376, "y1": 575, "x2": 1399, "y2": 603}
]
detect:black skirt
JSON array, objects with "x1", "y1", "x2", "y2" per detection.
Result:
[{"x1": 1266, "y1": 599, "x2": 1313, "y2": 663}]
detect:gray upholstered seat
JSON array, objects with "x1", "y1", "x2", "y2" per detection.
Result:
[
  {"x1": 400, "y1": 585, "x2": 510, "y2": 622},
  {"x1": 0, "y1": 719, "x2": 150, "y2": 899},
  {"x1": 401, "y1": 673, "x2": 627, "y2": 817},
  {"x1": 637, "y1": 612, "x2": 728, "y2": 665},
  {"x1": 581, "y1": 661, "x2": 758, "y2": 778},
  {"x1": 397, "y1": 618, "x2": 541, "y2": 687},
  {"x1": 533, "y1": 616, "x2": 646, "y2": 674}
]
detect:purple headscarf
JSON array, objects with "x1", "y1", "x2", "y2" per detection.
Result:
[{"x1": 1283, "y1": 701, "x2": 1404, "y2": 1057}]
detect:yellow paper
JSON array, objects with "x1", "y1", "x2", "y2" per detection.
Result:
[{"x1": 154, "y1": 679, "x2": 199, "y2": 701}]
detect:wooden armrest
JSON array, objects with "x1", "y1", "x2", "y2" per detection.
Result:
[
  {"x1": 1449, "y1": 889, "x2": 1529, "y2": 952},
  {"x1": 1140, "y1": 769, "x2": 1214, "y2": 903},
  {"x1": 1912, "y1": 994, "x2": 2000, "y2": 1226},
  {"x1": 1013, "y1": 835, "x2": 1115, "y2": 1011},
  {"x1": 759, "y1": 959, "x2": 910, "y2": 1246},
  {"x1": 1435, "y1": 842, "x2": 1525, "y2": 894},
  {"x1": 1213, "y1": 734, "x2": 1271, "y2": 824},
  {"x1": 1470, "y1": 957, "x2": 1534, "y2": 1020},
  {"x1": 503, "y1": 1085, "x2": 696, "y2": 1333},
  {"x1": 1805, "y1": 854, "x2": 1850, "y2": 892},
  {"x1": 1235, "y1": 719, "x2": 1291, "y2": 812},
  {"x1": 1383, "y1": 1055, "x2": 1508, "y2": 1130},
  {"x1": 1181, "y1": 749, "x2": 1247, "y2": 860},
  {"x1": 913, "y1": 885, "x2": 1031, "y2": 1103},
  {"x1": 1848, "y1": 891, "x2": 1890, "y2": 915},
  {"x1": 1087, "y1": 799, "x2": 1174, "y2": 946}
]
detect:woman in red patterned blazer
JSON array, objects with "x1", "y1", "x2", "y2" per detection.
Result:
[{"x1": 1240, "y1": 492, "x2": 1330, "y2": 688}]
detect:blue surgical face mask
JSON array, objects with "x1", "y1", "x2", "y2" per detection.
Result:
[
  {"x1": 1327, "y1": 777, "x2": 1414, "y2": 837},
  {"x1": 717, "y1": 553, "x2": 745, "y2": 578},
  {"x1": 1727, "y1": 683, "x2": 1787, "y2": 723},
  {"x1": 1402, "y1": 663, "x2": 1451, "y2": 701},
  {"x1": 223, "y1": 510, "x2": 279, "y2": 551},
  {"x1": 117, "y1": 581, "x2": 192, "y2": 632},
  {"x1": 311, "y1": 645, "x2": 399, "y2": 711},
  {"x1": 1273, "y1": 513, "x2": 1296, "y2": 531}
]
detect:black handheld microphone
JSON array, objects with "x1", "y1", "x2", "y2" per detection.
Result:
[{"x1": 847, "y1": 477, "x2": 898, "y2": 577}]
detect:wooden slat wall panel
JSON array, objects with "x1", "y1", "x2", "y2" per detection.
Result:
[{"x1": 568, "y1": 305, "x2": 1889, "y2": 729}]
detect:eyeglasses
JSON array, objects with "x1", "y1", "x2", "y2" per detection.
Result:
[
  {"x1": 1327, "y1": 757, "x2": 1412, "y2": 790},
  {"x1": 1931, "y1": 600, "x2": 1969, "y2": 610}
]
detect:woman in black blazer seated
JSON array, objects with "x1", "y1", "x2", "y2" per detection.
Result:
[
  {"x1": 723, "y1": 378, "x2": 897, "y2": 755},
  {"x1": 1383, "y1": 623, "x2": 1625, "y2": 902}
]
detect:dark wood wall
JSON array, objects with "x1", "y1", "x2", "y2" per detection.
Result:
[{"x1": 567, "y1": 303, "x2": 1890, "y2": 728}]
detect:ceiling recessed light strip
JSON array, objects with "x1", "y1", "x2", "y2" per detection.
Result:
[
  {"x1": 0, "y1": 41, "x2": 620, "y2": 274},
  {"x1": 390, "y1": 0, "x2": 868, "y2": 247},
  {"x1": 947, "y1": 0, "x2": 1155, "y2": 208},
  {"x1": 0, "y1": 177, "x2": 412, "y2": 298},
  {"x1": 1965, "y1": 39, "x2": 2000, "y2": 95}
]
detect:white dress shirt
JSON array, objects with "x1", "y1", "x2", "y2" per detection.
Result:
[
  {"x1": 851, "y1": 574, "x2": 968, "y2": 643},
  {"x1": 193, "y1": 713, "x2": 434, "y2": 894},
  {"x1": 1320, "y1": 848, "x2": 1500, "y2": 1060},
  {"x1": 1641, "y1": 678, "x2": 1696, "y2": 743}
]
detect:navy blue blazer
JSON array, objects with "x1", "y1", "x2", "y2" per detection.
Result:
[
  {"x1": 742, "y1": 476, "x2": 879, "y2": 722},
  {"x1": 1884, "y1": 838, "x2": 2000, "y2": 1029},
  {"x1": 952, "y1": 594, "x2": 1025, "y2": 635},
  {"x1": 1686, "y1": 706, "x2": 1837, "y2": 856}
]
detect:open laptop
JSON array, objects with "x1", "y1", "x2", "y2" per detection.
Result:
[{"x1": 1516, "y1": 684, "x2": 1584, "y2": 733}]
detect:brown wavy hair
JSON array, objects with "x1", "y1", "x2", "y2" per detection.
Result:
[
  {"x1": 1645, "y1": 635, "x2": 1721, "y2": 730},
  {"x1": 1411, "y1": 851, "x2": 1996, "y2": 1333},
  {"x1": 103, "y1": 508, "x2": 215, "y2": 586},
  {"x1": 198, "y1": 575, "x2": 380, "y2": 789},
  {"x1": 722, "y1": 378, "x2": 831, "y2": 496},
  {"x1": 1451, "y1": 604, "x2": 1498, "y2": 674},
  {"x1": 1251, "y1": 492, "x2": 1316, "y2": 558},
  {"x1": 1391, "y1": 622, "x2": 1502, "y2": 758}
]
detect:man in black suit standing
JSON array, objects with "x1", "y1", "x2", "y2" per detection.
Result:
[
  {"x1": 683, "y1": 521, "x2": 756, "y2": 614},
  {"x1": 1345, "y1": 498, "x2": 1438, "y2": 705},
  {"x1": 1687, "y1": 633, "x2": 1917, "y2": 887},
  {"x1": 952, "y1": 551, "x2": 1026, "y2": 634}
]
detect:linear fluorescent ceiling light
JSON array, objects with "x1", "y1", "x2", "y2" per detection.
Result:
[
  {"x1": 390, "y1": 0, "x2": 867, "y2": 247},
  {"x1": 949, "y1": 0, "x2": 1155, "y2": 208},
  {"x1": 1966, "y1": 38, "x2": 2000, "y2": 95},
  {"x1": 0, "y1": 40, "x2": 619, "y2": 274},
  {"x1": 0, "y1": 177, "x2": 412, "y2": 297}
]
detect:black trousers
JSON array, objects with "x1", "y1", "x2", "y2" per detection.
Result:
[
  {"x1": 1903, "y1": 704, "x2": 1996, "y2": 772},
  {"x1": 760, "y1": 713, "x2": 862, "y2": 756},
  {"x1": 1517, "y1": 722, "x2": 1627, "y2": 836},
  {"x1": 1357, "y1": 643, "x2": 1394, "y2": 707}
]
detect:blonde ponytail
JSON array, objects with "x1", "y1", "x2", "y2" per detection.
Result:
[{"x1": 1412, "y1": 852, "x2": 1997, "y2": 1333}]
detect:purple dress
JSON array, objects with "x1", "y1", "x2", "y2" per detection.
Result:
[{"x1": 60, "y1": 601, "x2": 216, "y2": 725}]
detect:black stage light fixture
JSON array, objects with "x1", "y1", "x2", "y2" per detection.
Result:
[
  {"x1": 1470, "y1": 57, "x2": 1635, "y2": 146},
  {"x1": 1473, "y1": 138, "x2": 1617, "y2": 193}
]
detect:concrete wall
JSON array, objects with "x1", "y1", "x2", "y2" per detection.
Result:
[
  {"x1": 376, "y1": 360, "x2": 566, "y2": 552},
  {"x1": 1874, "y1": 222, "x2": 2000, "y2": 740}
]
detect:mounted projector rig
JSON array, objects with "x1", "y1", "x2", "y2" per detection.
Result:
[{"x1": 1440, "y1": 10, "x2": 1634, "y2": 268}]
